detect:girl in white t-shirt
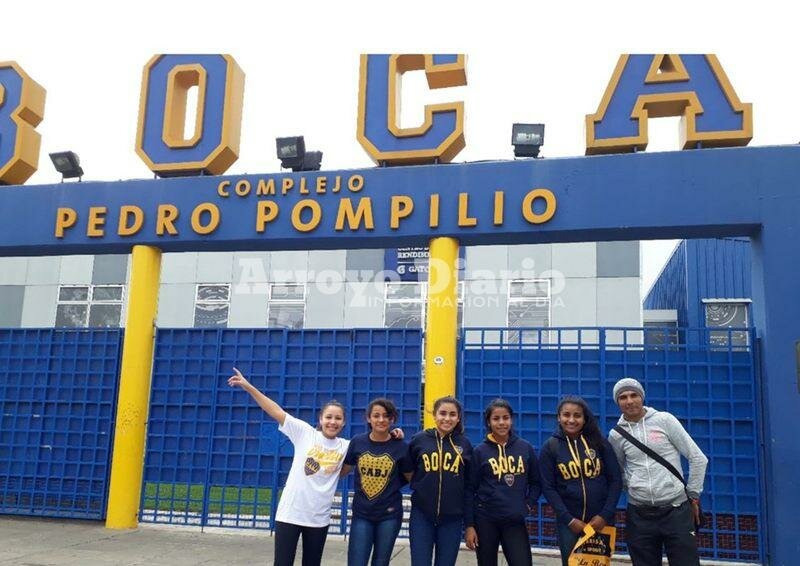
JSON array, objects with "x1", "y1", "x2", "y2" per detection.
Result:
[{"x1": 228, "y1": 367, "x2": 349, "y2": 566}]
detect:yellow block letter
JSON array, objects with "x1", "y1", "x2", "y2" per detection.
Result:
[
  {"x1": 390, "y1": 196, "x2": 414, "y2": 229},
  {"x1": 191, "y1": 203, "x2": 220, "y2": 234},
  {"x1": 522, "y1": 188, "x2": 556, "y2": 224},
  {"x1": 256, "y1": 201, "x2": 279, "y2": 233},
  {"x1": 291, "y1": 199, "x2": 322, "y2": 232},
  {"x1": 87, "y1": 207, "x2": 107, "y2": 237},
  {"x1": 156, "y1": 204, "x2": 179, "y2": 235},
  {"x1": 458, "y1": 193, "x2": 477, "y2": 227},
  {"x1": 118, "y1": 205, "x2": 144, "y2": 236},
  {"x1": 335, "y1": 198, "x2": 374, "y2": 231},
  {"x1": 55, "y1": 207, "x2": 77, "y2": 238}
]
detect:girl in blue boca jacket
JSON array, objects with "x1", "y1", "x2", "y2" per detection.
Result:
[
  {"x1": 407, "y1": 396, "x2": 473, "y2": 566},
  {"x1": 466, "y1": 399, "x2": 541, "y2": 566},
  {"x1": 538, "y1": 396, "x2": 622, "y2": 566}
]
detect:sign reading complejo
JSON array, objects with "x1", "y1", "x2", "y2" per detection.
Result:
[{"x1": 0, "y1": 53, "x2": 751, "y2": 254}]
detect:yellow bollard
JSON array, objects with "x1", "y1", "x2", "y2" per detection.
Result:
[
  {"x1": 423, "y1": 237, "x2": 459, "y2": 429},
  {"x1": 105, "y1": 245, "x2": 162, "y2": 529}
]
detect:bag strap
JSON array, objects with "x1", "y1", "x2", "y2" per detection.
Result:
[{"x1": 613, "y1": 425, "x2": 686, "y2": 487}]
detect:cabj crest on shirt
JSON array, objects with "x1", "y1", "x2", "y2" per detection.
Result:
[{"x1": 358, "y1": 452, "x2": 395, "y2": 499}]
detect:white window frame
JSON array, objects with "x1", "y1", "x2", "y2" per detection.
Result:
[
  {"x1": 383, "y1": 281, "x2": 464, "y2": 329},
  {"x1": 194, "y1": 283, "x2": 231, "y2": 328},
  {"x1": 56, "y1": 284, "x2": 125, "y2": 328},
  {"x1": 702, "y1": 298, "x2": 751, "y2": 348},
  {"x1": 506, "y1": 279, "x2": 551, "y2": 344},
  {"x1": 643, "y1": 320, "x2": 679, "y2": 346},
  {"x1": 267, "y1": 282, "x2": 306, "y2": 329}
]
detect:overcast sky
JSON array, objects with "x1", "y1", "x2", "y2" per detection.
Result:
[{"x1": 5, "y1": 2, "x2": 796, "y2": 294}]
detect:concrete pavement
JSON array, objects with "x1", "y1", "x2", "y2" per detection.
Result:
[{"x1": 0, "y1": 516, "x2": 564, "y2": 565}]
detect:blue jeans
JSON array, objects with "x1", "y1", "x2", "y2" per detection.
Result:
[
  {"x1": 409, "y1": 506, "x2": 463, "y2": 566},
  {"x1": 555, "y1": 520, "x2": 579, "y2": 566},
  {"x1": 348, "y1": 516, "x2": 403, "y2": 566}
]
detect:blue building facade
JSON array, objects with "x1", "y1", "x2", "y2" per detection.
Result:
[{"x1": 645, "y1": 238, "x2": 753, "y2": 347}]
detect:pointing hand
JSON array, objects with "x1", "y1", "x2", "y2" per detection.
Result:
[{"x1": 227, "y1": 367, "x2": 250, "y2": 389}]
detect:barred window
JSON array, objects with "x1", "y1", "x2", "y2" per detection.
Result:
[
  {"x1": 384, "y1": 282, "x2": 425, "y2": 328},
  {"x1": 506, "y1": 279, "x2": 550, "y2": 344},
  {"x1": 643, "y1": 321, "x2": 679, "y2": 347},
  {"x1": 703, "y1": 299, "x2": 750, "y2": 348},
  {"x1": 384, "y1": 282, "x2": 463, "y2": 329},
  {"x1": 268, "y1": 283, "x2": 305, "y2": 329},
  {"x1": 55, "y1": 285, "x2": 124, "y2": 328},
  {"x1": 194, "y1": 284, "x2": 230, "y2": 328}
]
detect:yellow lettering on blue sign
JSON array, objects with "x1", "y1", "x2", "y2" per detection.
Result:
[
  {"x1": 357, "y1": 54, "x2": 466, "y2": 165},
  {"x1": 135, "y1": 54, "x2": 245, "y2": 177},
  {"x1": 334, "y1": 197, "x2": 374, "y2": 231},
  {"x1": 390, "y1": 195, "x2": 414, "y2": 229},
  {"x1": 0, "y1": 62, "x2": 46, "y2": 185},
  {"x1": 118, "y1": 206, "x2": 144, "y2": 236},
  {"x1": 292, "y1": 199, "x2": 322, "y2": 232},
  {"x1": 162, "y1": 64, "x2": 207, "y2": 148},
  {"x1": 586, "y1": 54, "x2": 752, "y2": 154},
  {"x1": 55, "y1": 207, "x2": 77, "y2": 237}
]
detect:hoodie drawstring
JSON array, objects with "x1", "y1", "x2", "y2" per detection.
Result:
[
  {"x1": 434, "y1": 431, "x2": 465, "y2": 519},
  {"x1": 487, "y1": 433, "x2": 507, "y2": 481},
  {"x1": 448, "y1": 435, "x2": 463, "y2": 468},
  {"x1": 566, "y1": 435, "x2": 593, "y2": 521}
]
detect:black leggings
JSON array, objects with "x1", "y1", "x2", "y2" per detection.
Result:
[
  {"x1": 274, "y1": 520, "x2": 329, "y2": 566},
  {"x1": 474, "y1": 515, "x2": 532, "y2": 566}
]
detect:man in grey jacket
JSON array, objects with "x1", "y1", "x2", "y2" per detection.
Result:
[{"x1": 608, "y1": 377, "x2": 708, "y2": 566}]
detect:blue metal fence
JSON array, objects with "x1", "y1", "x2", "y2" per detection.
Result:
[
  {"x1": 458, "y1": 326, "x2": 763, "y2": 563},
  {"x1": 139, "y1": 325, "x2": 763, "y2": 561},
  {"x1": 0, "y1": 329, "x2": 122, "y2": 520},
  {"x1": 140, "y1": 328, "x2": 422, "y2": 532}
]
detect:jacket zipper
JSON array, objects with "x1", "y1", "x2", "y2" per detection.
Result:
[
  {"x1": 567, "y1": 436, "x2": 588, "y2": 521},
  {"x1": 436, "y1": 432, "x2": 443, "y2": 520}
]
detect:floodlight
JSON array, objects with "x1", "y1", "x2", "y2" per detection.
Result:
[
  {"x1": 49, "y1": 151, "x2": 84, "y2": 181},
  {"x1": 301, "y1": 151, "x2": 323, "y2": 171},
  {"x1": 511, "y1": 124, "x2": 545, "y2": 158},
  {"x1": 276, "y1": 136, "x2": 306, "y2": 170},
  {"x1": 276, "y1": 136, "x2": 324, "y2": 171}
]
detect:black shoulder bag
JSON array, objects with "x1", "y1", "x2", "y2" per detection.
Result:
[{"x1": 613, "y1": 425, "x2": 706, "y2": 530}]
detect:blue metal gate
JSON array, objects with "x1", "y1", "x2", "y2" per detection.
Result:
[
  {"x1": 140, "y1": 327, "x2": 422, "y2": 532},
  {"x1": 0, "y1": 329, "x2": 123, "y2": 520},
  {"x1": 458, "y1": 326, "x2": 763, "y2": 563},
  {"x1": 138, "y1": 325, "x2": 763, "y2": 561}
]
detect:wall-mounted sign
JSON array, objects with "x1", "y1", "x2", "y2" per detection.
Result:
[
  {"x1": 585, "y1": 54, "x2": 752, "y2": 154},
  {"x1": 1, "y1": 53, "x2": 752, "y2": 186},
  {"x1": 0, "y1": 61, "x2": 46, "y2": 185},
  {"x1": 135, "y1": 54, "x2": 245, "y2": 177},
  {"x1": 384, "y1": 246, "x2": 466, "y2": 281},
  {"x1": 357, "y1": 54, "x2": 467, "y2": 165},
  {"x1": 0, "y1": 143, "x2": 787, "y2": 257}
]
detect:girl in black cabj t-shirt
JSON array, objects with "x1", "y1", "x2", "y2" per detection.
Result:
[{"x1": 341, "y1": 398, "x2": 412, "y2": 566}]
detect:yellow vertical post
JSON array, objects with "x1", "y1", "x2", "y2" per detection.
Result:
[
  {"x1": 423, "y1": 237, "x2": 459, "y2": 429},
  {"x1": 106, "y1": 245, "x2": 162, "y2": 529}
]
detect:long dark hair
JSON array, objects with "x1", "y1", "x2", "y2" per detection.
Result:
[
  {"x1": 556, "y1": 395, "x2": 603, "y2": 450},
  {"x1": 483, "y1": 398, "x2": 514, "y2": 432},
  {"x1": 365, "y1": 398, "x2": 398, "y2": 429},
  {"x1": 432, "y1": 396, "x2": 464, "y2": 435}
]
